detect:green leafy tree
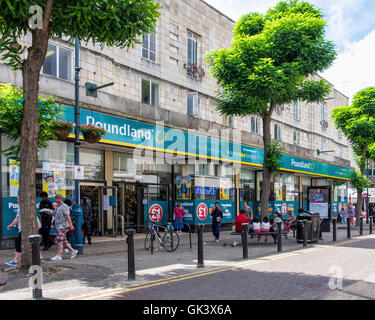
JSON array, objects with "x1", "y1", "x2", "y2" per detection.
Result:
[
  {"x1": 0, "y1": 0, "x2": 160, "y2": 269},
  {"x1": 208, "y1": 0, "x2": 336, "y2": 217},
  {"x1": 332, "y1": 87, "x2": 375, "y2": 225},
  {"x1": 0, "y1": 83, "x2": 62, "y2": 160}
]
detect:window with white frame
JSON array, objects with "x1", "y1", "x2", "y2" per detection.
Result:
[
  {"x1": 250, "y1": 116, "x2": 260, "y2": 135},
  {"x1": 293, "y1": 131, "x2": 301, "y2": 146},
  {"x1": 141, "y1": 79, "x2": 159, "y2": 107},
  {"x1": 142, "y1": 32, "x2": 156, "y2": 62},
  {"x1": 187, "y1": 92, "x2": 200, "y2": 117},
  {"x1": 42, "y1": 43, "x2": 72, "y2": 81},
  {"x1": 321, "y1": 103, "x2": 326, "y2": 122},
  {"x1": 274, "y1": 123, "x2": 282, "y2": 141},
  {"x1": 321, "y1": 138, "x2": 327, "y2": 151},
  {"x1": 187, "y1": 31, "x2": 198, "y2": 77},
  {"x1": 293, "y1": 101, "x2": 300, "y2": 120},
  {"x1": 222, "y1": 114, "x2": 233, "y2": 127}
]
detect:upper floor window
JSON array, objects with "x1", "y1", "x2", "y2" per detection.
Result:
[
  {"x1": 274, "y1": 123, "x2": 282, "y2": 141},
  {"x1": 250, "y1": 116, "x2": 260, "y2": 135},
  {"x1": 42, "y1": 43, "x2": 72, "y2": 81},
  {"x1": 293, "y1": 101, "x2": 300, "y2": 120},
  {"x1": 142, "y1": 32, "x2": 156, "y2": 62},
  {"x1": 321, "y1": 103, "x2": 326, "y2": 122},
  {"x1": 222, "y1": 114, "x2": 234, "y2": 127},
  {"x1": 321, "y1": 138, "x2": 327, "y2": 151},
  {"x1": 187, "y1": 31, "x2": 198, "y2": 77},
  {"x1": 142, "y1": 79, "x2": 159, "y2": 107},
  {"x1": 293, "y1": 131, "x2": 300, "y2": 146},
  {"x1": 187, "y1": 92, "x2": 201, "y2": 118}
]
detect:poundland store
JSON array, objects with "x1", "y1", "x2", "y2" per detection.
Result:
[{"x1": 0, "y1": 105, "x2": 352, "y2": 247}]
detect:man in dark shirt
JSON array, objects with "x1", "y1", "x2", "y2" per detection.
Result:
[
  {"x1": 211, "y1": 202, "x2": 223, "y2": 243},
  {"x1": 38, "y1": 191, "x2": 54, "y2": 250},
  {"x1": 82, "y1": 197, "x2": 93, "y2": 245}
]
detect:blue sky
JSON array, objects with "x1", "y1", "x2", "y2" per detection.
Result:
[{"x1": 204, "y1": 0, "x2": 375, "y2": 100}]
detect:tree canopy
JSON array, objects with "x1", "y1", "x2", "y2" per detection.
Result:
[
  {"x1": 207, "y1": 0, "x2": 336, "y2": 117},
  {"x1": 0, "y1": 0, "x2": 161, "y2": 70}
]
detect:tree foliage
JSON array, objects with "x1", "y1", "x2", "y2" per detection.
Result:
[
  {"x1": 0, "y1": 0, "x2": 161, "y2": 70},
  {"x1": 207, "y1": 0, "x2": 335, "y2": 117},
  {"x1": 265, "y1": 142, "x2": 283, "y2": 173},
  {"x1": 0, "y1": 83, "x2": 62, "y2": 160},
  {"x1": 349, "y1": 170, "x2": 371, "y2": 194}
]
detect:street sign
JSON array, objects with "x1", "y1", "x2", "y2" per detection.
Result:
[
  {"x1": 196, "y1": 203, "x2": 208, "y2": 221},
  {"x1": 149, "y1": 204, "x2": 163, "y2": 223},
  {"x1": 282, "y1": 203, "x2": 288, "y2": 215}
]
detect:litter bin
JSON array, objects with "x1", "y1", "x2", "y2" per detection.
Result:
[{"x1": 296, "y1": 211, "x2": 320, "y2": 243}]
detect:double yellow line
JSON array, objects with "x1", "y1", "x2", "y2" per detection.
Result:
[{"x1": 65, "y1": 235, "x2": 375, "y2": 300}]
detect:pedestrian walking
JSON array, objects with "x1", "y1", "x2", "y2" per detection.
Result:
[
  {"x1": 82, "y1": 197, "x2": 92, "y2": 245},
  {"x1": 243, "y1": 202, "x2": 253, "y2": 221},
  {"x1": 38, "y1": 191, "x2": 54, "y2": 250},
  {"x1": 211, "y1": 202, "x2": 223, "y2": 243},
  {"x1": 173, "y1": 202, "x2": 184, "y2": 234},
  {"x1": 51, "y1": 194, "x2": 78, "y2": 261},
  {"x1": 5, "y1": 197, "x2": 44, "y2": 267},
  {"x1": 348, "y1": 202, "x2": 356, "y2": 226}
]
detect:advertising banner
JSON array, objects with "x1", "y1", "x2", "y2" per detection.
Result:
[
  {"x1": 176, "y1": 176, "x2": 192, "y2": 200},
  {"x1": 308, "y1": 188, "x2": 330, "y2": 219},
  {"x1": 9, "y1": 160, "x2": 20, "y2": 197},
  {"x1": 42, "y1": 162, "x2": 66, "y2": 198}
]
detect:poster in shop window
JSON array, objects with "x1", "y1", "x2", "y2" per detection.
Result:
[
  {"x1": 220, "y1": 178, "x2": 230, "y2": 200},
  {"x1": 9, "y1": 160, "x2": 20, "y2": 197},
  {"x1": 285, "y1": 184, "x2": 294, "y2": 201},
  {"x1": 176, "y1": 176, "x2": 192, "y2": 200},
  {"x1": 308, "y1": 188, "x2": 329, "y2": 219},
  {"x1": 274, "y1": 182, "x2": 283, "y2": 201},
  {"x1": 42, "y1": 162, "x2": 66, "y2": 198}
]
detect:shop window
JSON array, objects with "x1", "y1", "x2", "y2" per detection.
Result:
[
  {"x1": 142, "y1": 32, "x2": 156, "y2": 63},
  {"x1": 79, "y1": 148, "x2": 104, "y2": 180},
  {"x1": 42, "y1": 43, "x2": 72, "y2": 81},
  {"x1": 142, "y1": 79, "x2": 159, "y2": 107}
]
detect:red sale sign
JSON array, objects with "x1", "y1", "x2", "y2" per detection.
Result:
[
  {"x1": 149, "y1": 204, "x2": 163, "y2": 223},
  {"x1": 196, "y1": 203, "x2": 208, "y2": 221},
  {"x1": 282, "y1": 203, "x2": 288, "y2": 215}
]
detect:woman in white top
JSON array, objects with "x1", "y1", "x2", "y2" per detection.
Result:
[{"x1": 258, "y1": 216, "x2": 270, "y2": 242}]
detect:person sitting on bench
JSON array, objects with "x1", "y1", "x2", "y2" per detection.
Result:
[
  {"x1": 235, "y1": 209, "x2": 250, "y2": 233},
  {"x1": 283, "y1": 209, "x2": 297, "y2": 238},
  {"x1": 270, "y1": 212, "x2": 283, "y2": 241},
  {"x1": 258, "y1": 216, "x2": 270, "y2": 242}
]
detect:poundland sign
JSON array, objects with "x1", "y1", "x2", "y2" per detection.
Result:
[{"x1": 61, "y1": 106, "x2": 351, "y2": 180}]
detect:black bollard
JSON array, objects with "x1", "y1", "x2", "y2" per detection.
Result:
[
  {"x1": 303, "y1": 220, "x2": 308, "y2": 247},
  {"x1": 360, "y1": 216, "x2": 363, "y2": 236},
  {"x1": 242, "y1": 223, "x2": 249, "y2": 259},
  {"x1": 277, "y1": 222, "x2": 282, "y2": 252},
  {"x1": 347, "y1": 216, "x2": 351, "y2": 239},
  {"x1": 28, "y1": 235, "x2": 42, "y2": 300},
  {"x1": 125, "y1": 229, "x2": 136, "y2": 281},
  {"x1": 370, "y1": 216, "x2": 373, "y2": 235},
  {"x1": 332, "y1": 218, "x2": 337, "y2": 242},
  {"x1": 197, "y1": 225, "x2": 204, "y2": 268}
]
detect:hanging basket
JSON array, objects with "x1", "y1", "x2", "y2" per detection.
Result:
[
  {"x1": 52, "y1": 126, "x2": 71, "y2": 141},
  {"x1": 82, "y1": 131, "x2": 102, "y2": 143}
]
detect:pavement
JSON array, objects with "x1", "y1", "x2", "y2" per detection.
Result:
[{"x1": 0, "y1": 222, "x2": 373, "y2": 300}]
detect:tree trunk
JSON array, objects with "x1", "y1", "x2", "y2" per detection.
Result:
[
  {"x1": 355, "y1": 146, "x2": 367, "y2": 227},
  {"x1": 19, "y1": 0, "x2": 54, "y2": 270},
  {"x1": 261, "y1": 103, "x2": 276, "y2": 218}
]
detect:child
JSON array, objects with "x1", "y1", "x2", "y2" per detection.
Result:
[
  {"x1": 252, "y1": 217, "x2": 260, "y2": 240},
  {"x1": 259, "y1": 216, "x2": 270, "y2": 242}
]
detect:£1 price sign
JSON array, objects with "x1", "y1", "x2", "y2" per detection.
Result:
[
  {"x1": 196, "y1": 203, "x2": 208, "y2": 221},
  {"x1": 149, "y1": 204, "x2": 163, "y2": 223},
  {"x1": 282, "y1": 203, "x2": 288, "y2": 216}
]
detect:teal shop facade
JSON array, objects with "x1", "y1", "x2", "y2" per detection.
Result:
[{"x1": 0, "y1": 105, "x2": 352, "y2": 246}]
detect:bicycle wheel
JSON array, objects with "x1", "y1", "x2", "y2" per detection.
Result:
[
  {"x1": 144, "y1": 229, "x2": 156, "y2": 251},
  {"x1": 162, "y1": 229, "x2": 179, "y2": 252}
]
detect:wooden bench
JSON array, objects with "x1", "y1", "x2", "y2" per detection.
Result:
[{"x1": 230, "y1": 231, "x2": 289, "y2": 244}]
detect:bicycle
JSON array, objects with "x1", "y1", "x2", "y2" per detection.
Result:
[{"x1": 144, "y1": 219, "x2": 180, "y2": 252}]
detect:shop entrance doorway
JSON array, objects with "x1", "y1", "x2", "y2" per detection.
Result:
[
  {"x1": 80, "y1": 182, "x2": 105, "y2": 237},
  {"x1": 115, "y1": 182, "x2": 170, "y2": 232}
]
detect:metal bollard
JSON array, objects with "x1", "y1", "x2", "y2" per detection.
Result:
[
  {"x1": 360, "y1": 216, "x2": 363, "y2": 236},
  {"x1": 150, "y1": 227, "x2": 154, "y2": 255},
  {"x1": 125, "y1": 229, "x2": 136, "y2": 281},
  {"x1": 277, "y1": 222, "x2": 282, "y2": 252},
  {"x1": 303, "y1": 220, "x2": 308, "y2": 247},
  {"x1": 332, "y1": 218, "x2": 337, "y2": 242},
  {"x1": 347, "y1": 217, "x2": 351, "y2": 239},
  {"x1": 28, "y1": 235, "x2": 42, "y2": 300},
  {"x1": 370, "y1": 216, "x2": 373, "y2": 235},
  {"x1": 197, "y1": 225, "x2": 204, "y2": 268},
  {"x1": 242, "y1": 223, "x2": 249, "y2": 259}
]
